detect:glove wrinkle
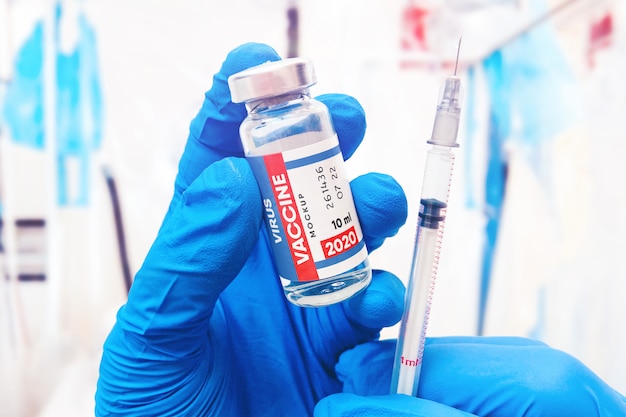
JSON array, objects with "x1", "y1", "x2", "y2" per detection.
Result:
[
  {"x1": 97, "y1": 158, "x2": 261, "y2": 416},
  {"x1": 215, "y1": 241, "x2": 325, "y2": 415}
]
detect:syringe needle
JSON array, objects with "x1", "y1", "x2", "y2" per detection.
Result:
[{"x1": 454, "y1": 36, "x2": 462, "y2": 76}]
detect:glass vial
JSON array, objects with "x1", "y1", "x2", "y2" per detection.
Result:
[{"x1": 228, "y1": 58, "x2": 371, "y2": 307}]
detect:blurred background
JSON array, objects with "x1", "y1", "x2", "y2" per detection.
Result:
[{"x1": 1, "y1": 0, "x2": 624, "y2": 415}]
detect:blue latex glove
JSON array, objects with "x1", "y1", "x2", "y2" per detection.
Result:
[
  {"x1": 95, "y1": 43, "x2": 408, "y2": 416},
  {"x1": 315, "y1": 337, "x2": 626, "y2": 416}
]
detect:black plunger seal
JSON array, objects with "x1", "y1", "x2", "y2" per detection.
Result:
[{"x1": 418, "y1": 198, "x2": 447, "y2": 229}]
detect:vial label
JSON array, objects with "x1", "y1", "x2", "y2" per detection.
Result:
[{"x1": 248, "y1": 134, "x2": 367, "y2": 282}]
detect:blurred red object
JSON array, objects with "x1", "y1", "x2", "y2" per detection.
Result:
[
  {"x1": 401, "y1": 4, "x2": 430, "y2": 51},
  {"x1": 588, "y1": 11, "x2": 613, "y2": 68}
]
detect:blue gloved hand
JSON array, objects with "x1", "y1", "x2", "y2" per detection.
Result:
[
  {"x1": 315, "y1": 337, "x2": 626, "y2": 416},
  {"x1": 95, "y1": 43, "x2": 408, "y2": 416}
]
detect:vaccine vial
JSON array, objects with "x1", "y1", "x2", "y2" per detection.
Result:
[{"x1": 228, "y1": 58, "x2": 371, "y2": 307}]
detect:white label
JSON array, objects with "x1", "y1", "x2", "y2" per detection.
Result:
[{"x1": 248, "y1": 134, "x2": 368, "y2": 282}]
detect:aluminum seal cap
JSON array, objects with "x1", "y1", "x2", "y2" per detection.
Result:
[{"x1": 228, "y1": 58, "x2": 316, "y2": 103}]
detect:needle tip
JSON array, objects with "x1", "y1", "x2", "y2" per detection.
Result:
[{"x1": 454, "y1": 36, "x2": 462, "y2": 76}]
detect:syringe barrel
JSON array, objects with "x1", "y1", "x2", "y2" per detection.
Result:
[
  {"x1": 420, "y1": 146, "x2": 455, "y2": 208},
  {"x1": 390, "y1": 146, "x2": 456, "y2": 396}
]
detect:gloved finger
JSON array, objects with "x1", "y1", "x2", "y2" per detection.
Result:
[
  {"x1": 316, "y1": 94, "x2": 366, "y2": 160},
  {"x1": 175, "y1": 43, "x2": 281, "y2": 197},
  {"x1": 314, "y1": 394, "x2": 477, "y2": 417},
  {"x1": 425, "y1": 335, "x2": 547, "y2": 347},
  {"x1": 421, "y1": 339, "x2": 626, "y2": 416},
  {"x1": 113, "y1": 157, "x2": 261, "y2": 354},
  {"x1": 335, "y1": 337, "x2": 548, "y2": 396},
  {"x1": 336, "y1": 339, "x2": 397, "y2": 395},
  {"x1": 351, "y1": 172, "x2": 408, "y2": 252},
  {"x1": 344, "y1": 270, "x2": 405, "y2": 330},
  {"x1": 336, "y1": 338, "x2": 626, "y2": 417}
]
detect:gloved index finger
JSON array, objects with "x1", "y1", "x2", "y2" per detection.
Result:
[
  {"x1": 175, "y1": 43, "x2": 281, "y2": 197},
  {"x1": 316, "y1": 94, "x2": 367, "y2": 160}
]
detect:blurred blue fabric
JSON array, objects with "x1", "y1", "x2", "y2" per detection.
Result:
[{"x1": 1, "y1": 4, "x2": 103, "y2": 206}]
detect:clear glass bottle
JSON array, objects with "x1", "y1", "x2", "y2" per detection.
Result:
[{"x1": 228, "y1": 58, "x2": 371, "y2": 307}]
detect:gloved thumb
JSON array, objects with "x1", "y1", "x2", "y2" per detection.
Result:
[
  {"x1": 314, "y1": 394, "x2": 477, "y2": 417},
  {"x1": 119, "y1": 157, "x2": 261, "y2": 346},
  {"x1": 176, "y1": 43, "x2": 281, "y2": 197}
]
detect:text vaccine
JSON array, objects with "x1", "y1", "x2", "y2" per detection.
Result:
[{"x1": 228, "y1": 58, "x2": 371, "y2": 307}]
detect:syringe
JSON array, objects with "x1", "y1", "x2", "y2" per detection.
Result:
[{"x1": 390, "y1": 38, "x2": 463, "y2": 397}]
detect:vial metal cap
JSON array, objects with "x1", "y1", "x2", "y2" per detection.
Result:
[{"x1": 228, "y1": 58, "x2": 316, "y2": 103}]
